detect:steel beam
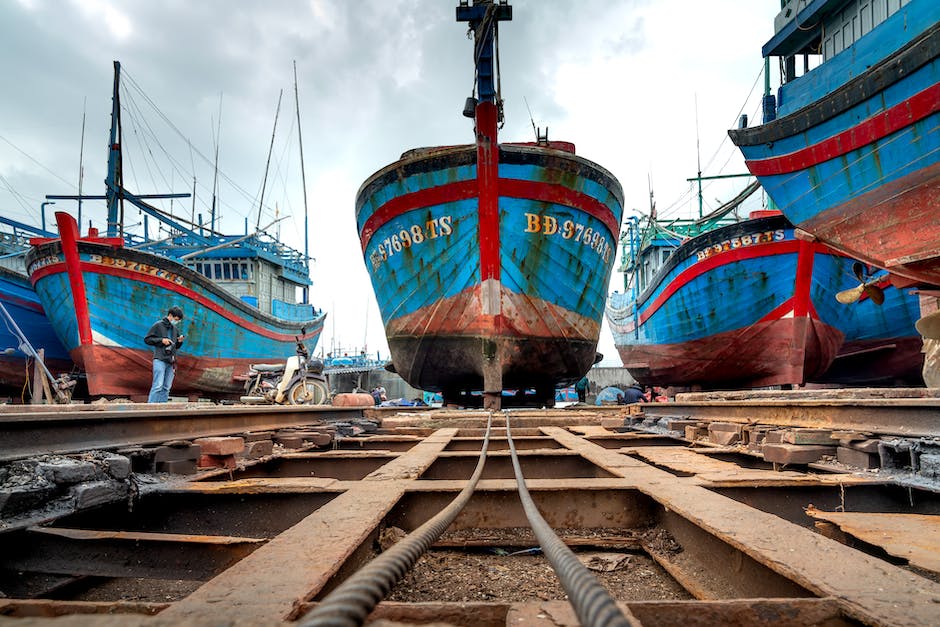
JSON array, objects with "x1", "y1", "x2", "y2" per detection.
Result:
[
  {"x1": 639, "y1": 398, "x2": 940, "y2": 437},
  {"x1": 0, "y1": 404, "x2": 365, "y2": 461}
]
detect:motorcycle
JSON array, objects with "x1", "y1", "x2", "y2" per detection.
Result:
[{"x1": 240, "y1": 336, "x2": 329, "y2": 405}]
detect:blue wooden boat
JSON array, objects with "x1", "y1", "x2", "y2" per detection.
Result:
[
  {"x1": 607, "y1": 198, "x2": 923, "y2": 389},
  {"x1": 728, "y1": 0, "x2": 940, "y2": 289},
  {"x1": 0, "y1": 220, "x2": 73, "y2": 395},
  {"x1": 356, "y1": 1, "x2": 623, "y2": 408},
  {"x1": 24, "y1": 62, "x2": 324, "y2": 399},
  {"x1": 0, "y1": 264, "x2": 73, "y2": 394}
]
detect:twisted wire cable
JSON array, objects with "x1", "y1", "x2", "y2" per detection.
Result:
[
  {"x1": 301, "y1": 414, "x2": 494, "y2": 627},
  {"x1": 505, "y1": 415, "x2": 635, "y2": 627}
]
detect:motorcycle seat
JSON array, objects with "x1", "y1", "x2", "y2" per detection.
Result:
[{"x1": 251, "y1": 363, "x2": 285, "y2": 372}]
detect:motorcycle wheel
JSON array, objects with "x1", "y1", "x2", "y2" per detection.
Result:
[{"x1": 287, "y1": 379, "x2": 329, "y2": 405}]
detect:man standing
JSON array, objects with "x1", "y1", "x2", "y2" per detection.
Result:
[
  {"x1": 574, "y1": 375, "x2": 589, "y2": 403},
  {"x1": 144, "y1": 306, "x2": 185, "y2": 403}
]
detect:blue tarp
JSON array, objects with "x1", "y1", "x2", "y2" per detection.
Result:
[{"x1": 595, "y1": 386, "x2": 624, "y2": 406}]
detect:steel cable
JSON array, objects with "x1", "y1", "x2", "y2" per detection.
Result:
[
  {"x1": 505, "y1": 415, "x2": 634, "y2": 627},
  {"x1": 300, "y1": 414, "x2": 494, "y2": 627}
]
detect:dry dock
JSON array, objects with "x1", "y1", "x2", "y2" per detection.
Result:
[{"x1": 1, "y1": 390, "x2": 940, "y2": 626}]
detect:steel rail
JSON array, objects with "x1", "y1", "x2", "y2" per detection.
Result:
[
  {"x1": 300, "y1": 414, "x2": 494, "y2": 627},
  {"x1": 638, "y1": 396, "x2": 940, "y2": 438},
  {"x1": 0, "y1": 404, "x2": 365, "y2": 461},
  {"x1": 505, "y1": 415, "x2": 635, "y2": 627}
]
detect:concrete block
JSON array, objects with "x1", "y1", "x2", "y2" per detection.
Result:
[
  {"x1": 664, "y1": 419, "x2": 697, "y2": 432},
  {"x1": 784, "y1": 429, "x2": 836, "y2": 445},
  {"x1": 708, "y1": 423, "x2": 742, "y2": 446},
  {"x1": 0, "y1": 482, "x2": 56, "y2": 516},
  {"x1": 244, "y1": 440, "x2": 274, "y2": 459},
  {"x1": 837, "y1": 446, "x2": 880, "y2": 469},
  {"x1": 156, "y1": 459, "x2": 197, "y2": 475},
  {"x1": 685, "y1": 425, "x2": 708, "y2": 441},
  {"x1": 101, "y1": 453, "x2": 131, "y2": 479},
  {"x1": 304, "y1": 432, "x2": 333, "y2": 447},
  {"x1": 763, "y1": 444, "x2": 836, "y2": 465},
  {"x1": 920, "y1": 453, "x2": 940, "y2": 479},
  {"x1": 764, "y1": 431, "x2": 786, "y2": 444},
  {"x1": 37, "y1": 459, "x2": 98, "y2": 484},
  {"x1": 198, "y1": 454, "x2": 237, "y2": 469},
  {"x1": 275, "y1": 435, "x2": 305, "y2": 448},
  {"x1": 194, "y1": 436, "x2": 244, "y2": 456},
  {"x1": 118, "y1": 447, "x2": 157, "y2": 473},
  {"x1": 154, "y1": 444, "x2": 201, "y2": 463},
  {"x1": 72, "y1": 480, "x2": 128, "y2": 509},
  {"x1": 849, "y1": 439, "x2": 881, "y2": 454}
]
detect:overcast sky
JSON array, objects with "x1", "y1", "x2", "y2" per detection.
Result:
[{"x1": 0, "y1": 0, "x2": 781, "y2": 365}]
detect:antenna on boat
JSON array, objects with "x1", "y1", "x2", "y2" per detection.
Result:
[
  {"x1": 647, "y1": 172, "x2": 656, "y2": 221},
  {"x1": 77, "y1": 97, "x2": 86, "y2": 229},
  {"x1": 694, "y1": 93, "x2": 703, "y2": 219},
  {"x1": 211, "y1": 92, "x2": 222, "y2": 235},
  {"x1": 256, "y1": 89, "x2": 283, "y2": 232},
  {"x1": 293, "y1": 60, "x2": 311, "y2": 305},
  {"x1": 523, "y1": 96, "x2": 549, "y2": 145},
  {"x1": 524, "y1": 96, "x2": 537, "y2": 140}
]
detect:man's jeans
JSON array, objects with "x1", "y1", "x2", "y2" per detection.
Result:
[{"x1": 148, "y1": 359, "x2": 175, "y2": 403}]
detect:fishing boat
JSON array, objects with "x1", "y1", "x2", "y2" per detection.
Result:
[
  {"x1": 0, "y1": 220, "x2": 73, "y2": 396},
  {"x1": 728, "y1": 0, "x2": 940, "y2": 290},
  {"x1": 356, "y1": 1, "x2": 623, "y2": 409},
  {"x1": 24, "y1": 62, "x2": 325, "y2": 400},
  {"x1": 606, "y1": 185, "x2": 924, "y2": 389},
  {"x1": 0, "y1": 265, "x2": 73, "y2": 395}
]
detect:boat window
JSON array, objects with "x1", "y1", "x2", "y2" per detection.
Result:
[
  {"x1": 195, "y1": 263, "x2": 202, "y2": 275},
  {"x1": 223, "y1": 263, "x2": 232, "y2": 280},
  {"x1": 240, "y1": 263, "x2": 250, "y2": 279},
  {"x1": 213, "y1": 263, "x2": 222, "y2": 279}
]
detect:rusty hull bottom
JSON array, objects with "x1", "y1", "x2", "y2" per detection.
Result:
[{"x1": 388, "y1": 333, "x2": 598, "y2": 400}]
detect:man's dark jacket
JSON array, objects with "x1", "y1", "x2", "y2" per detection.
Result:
[{"x1": 144, "y1": 318, "x2": 183, "y2": 363}]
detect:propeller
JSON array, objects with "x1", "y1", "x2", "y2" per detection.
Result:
[
  {"x1": 836, "y1": 261, "x2": 885, "y2": 305},
  {"x1": 916, "y1": 309, "x2": 940, "y2": 340}
]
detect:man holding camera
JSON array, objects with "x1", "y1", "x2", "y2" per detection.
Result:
[{"x1": 144, "y1": 306, "x2": 186, "y2": 403}]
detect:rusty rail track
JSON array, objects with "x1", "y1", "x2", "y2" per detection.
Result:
[
  {"x1": 2, "y1": 399, "x2": 940, "y2": 626},
  {"x1": 0, "y1": 403, "x2": 367, "y2": 461},
  {"x1": 640, "y1": 390, "x2": 940, "y2": 437}
]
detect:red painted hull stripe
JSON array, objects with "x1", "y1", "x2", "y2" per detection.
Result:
[
  {"x1": 31, "y1": 262, "x2": 319, "y2": 342},
  {"x1": 476, "y1": 101, "x2": 501, "y2": 283},
  {"x1": 0, "y1": 294, "x2": 44, "y2": 314},
  {"x1": 359, "y1": 178, "x2": 620, "y2": 252},
  {"x1": 56, "y1": 212, "x2": 93, "y2": 345},
  {"x1": 746, "y1": 83, "x2": 940, "y2": 176},
  {"x1": 638, "y1": 240, "x2": 803, "y2": 326}
]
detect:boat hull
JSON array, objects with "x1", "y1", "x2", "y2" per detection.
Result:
[
  {"x1": 0, "y1": 266, "x2": 73, "y2": 393},
  {"x1": 357, "y1": 141, "x2": 623, "y2": 396},
  {"x1": 607, "y1": 214, "x2": 923, "y2": 389},
  {"x1": 729, "y1": 5, "x2": 940, "y2": 286},
  {"x1": 25, "y1": 214, "x2": 324, "y2": 399}
]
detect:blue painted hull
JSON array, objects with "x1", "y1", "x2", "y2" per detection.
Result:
[
  {"x1": 0, "y1": 265, "x2": 73, "y2": 392},
  {"x1": 356, "y1": 143, "x2": 623, "y2": 394},
  {"x1": 607, "y1": 214, "x2": 923, "y2": 388},
  {"x1": 729, "y1": 1, "x2": 940, "y2": 286},
  {"x1": 25, "y1": 236, "x2": 324, "y2": 399}
]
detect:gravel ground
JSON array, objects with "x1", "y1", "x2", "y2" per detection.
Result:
[{"x1": 386, "y1": 527, "x2": 691, "y2": 603}]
